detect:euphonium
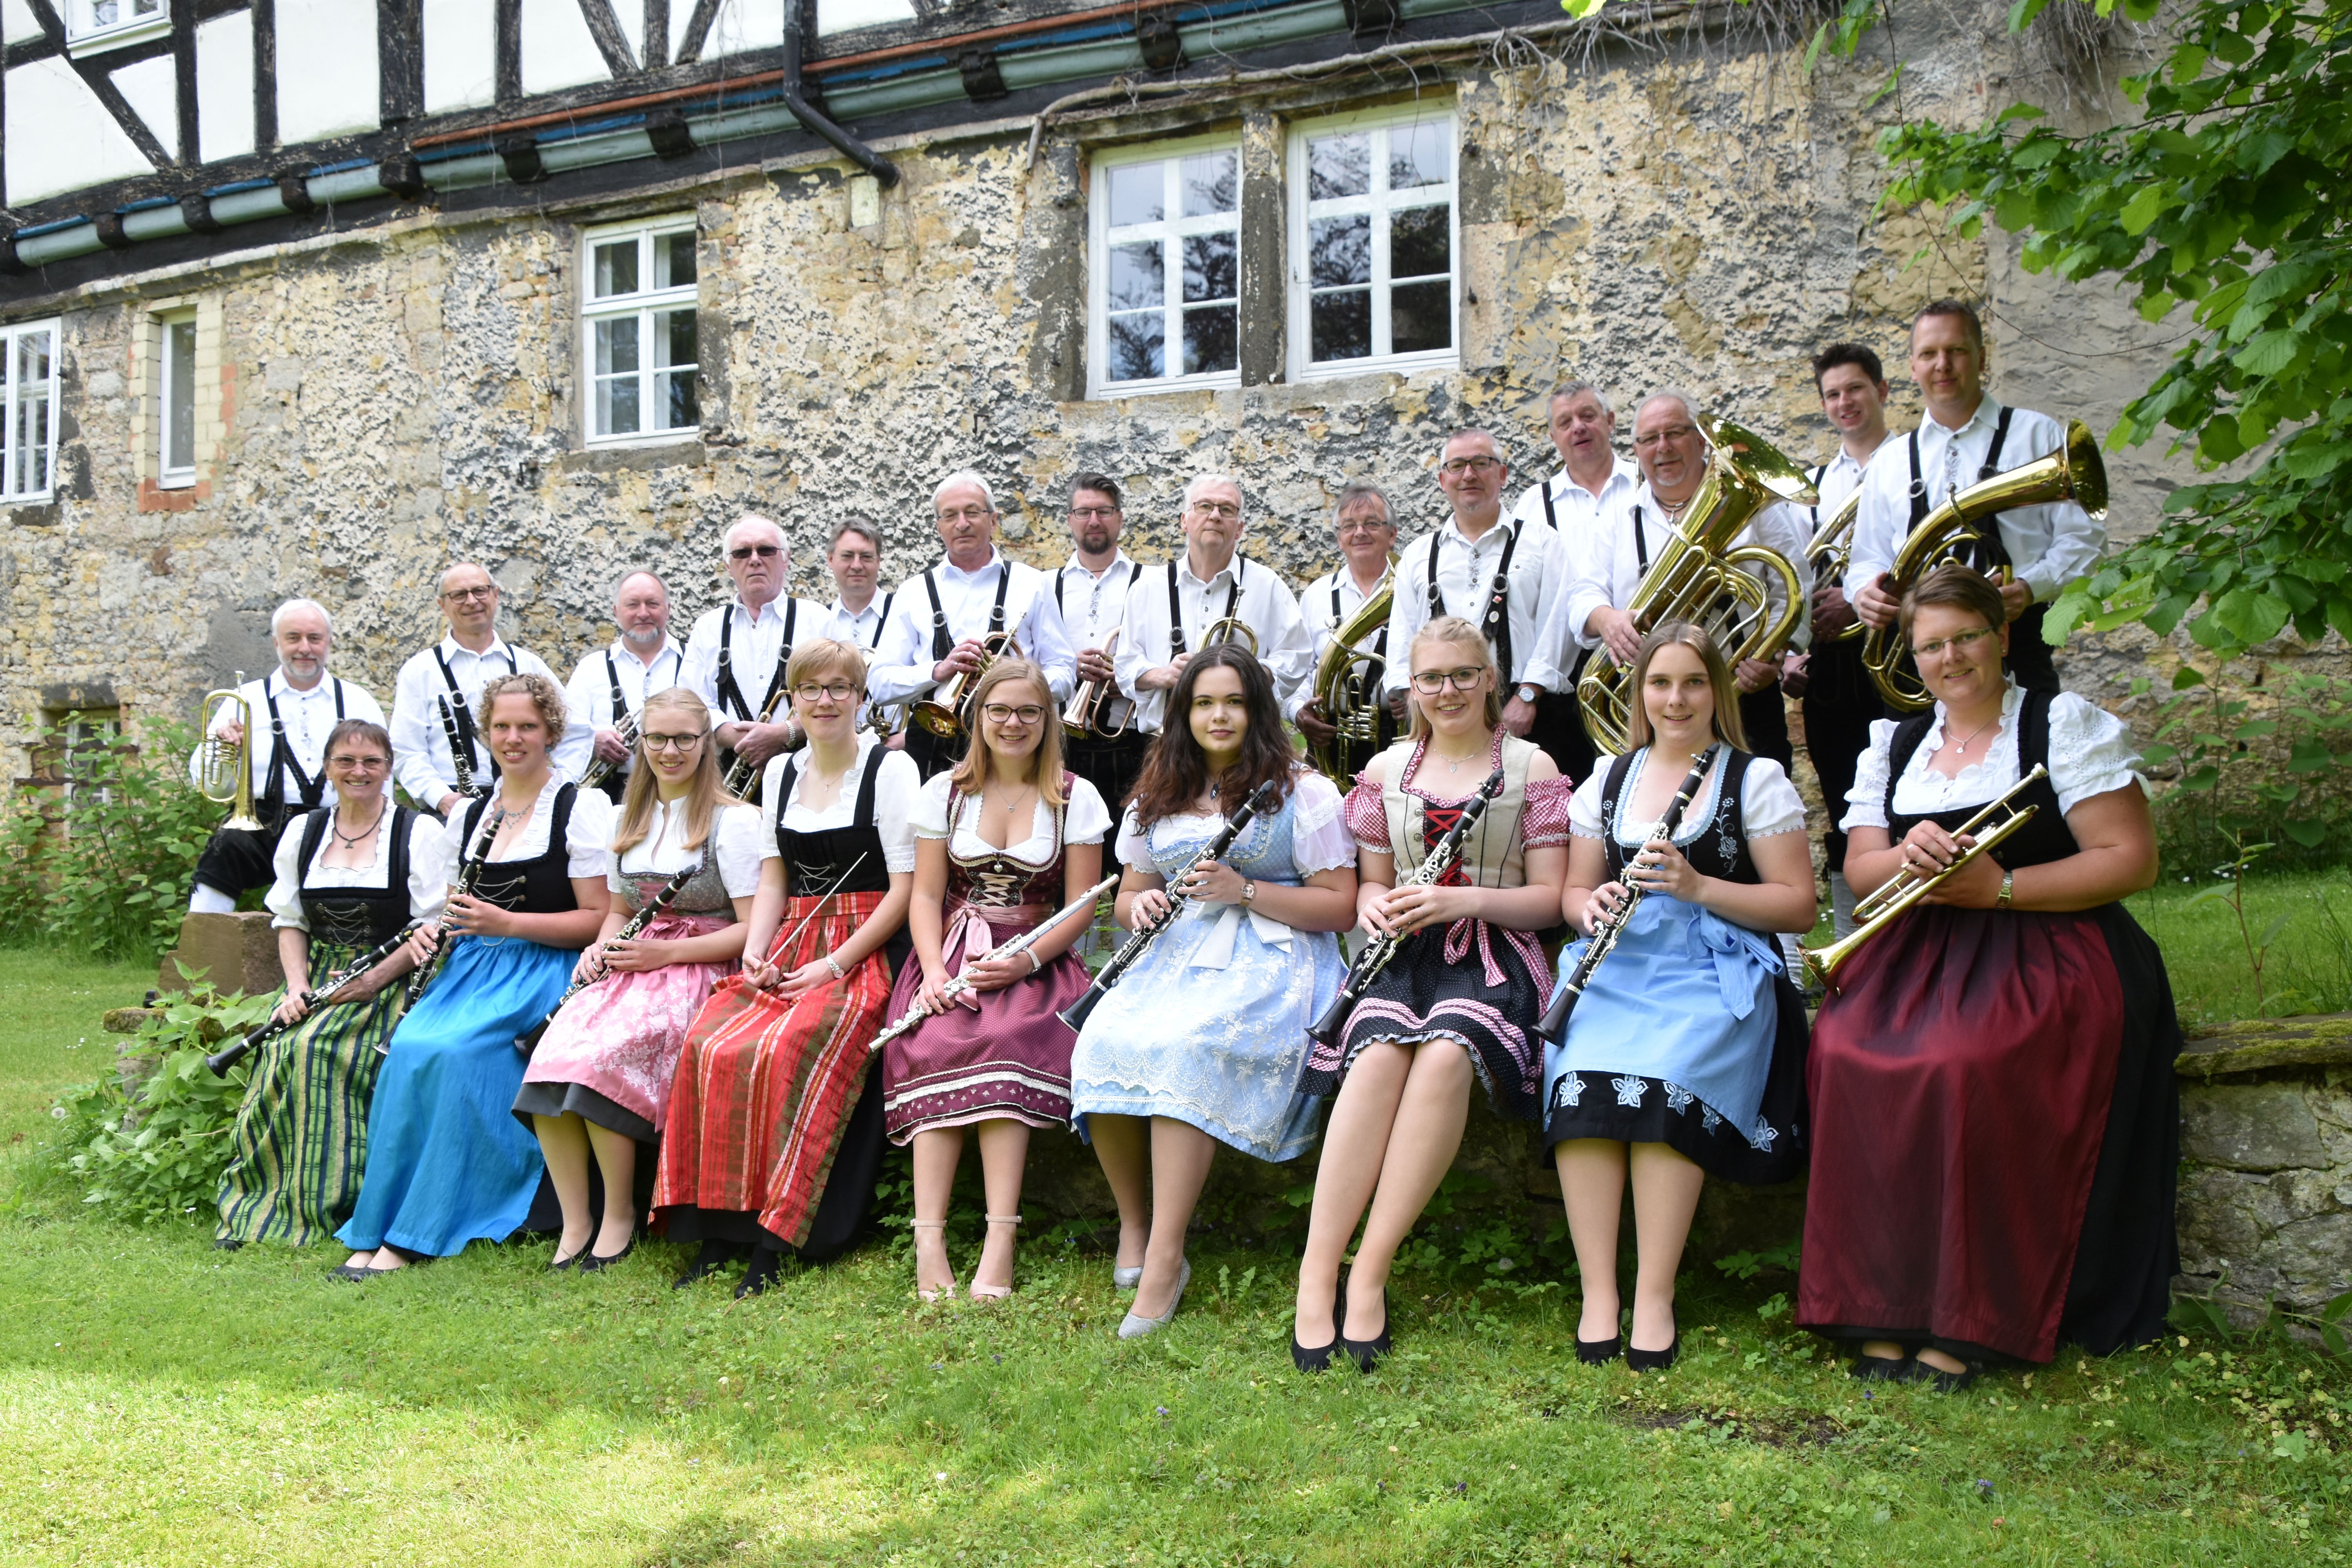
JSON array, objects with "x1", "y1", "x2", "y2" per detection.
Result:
[
  {"x1": 1198, "y1": 616, "x2": 1258, "y2": 655},
  {"x1": 910, "y1": 630, "x2": 1020, "y2": 738},
  {"x1": 1802, "y1": 491, "x2": 1865, "y2": 645},
  {"x1": 1305, "y1": 569, "x2": 1396, "y2": 788},
  {"x1": 1063, "y1": 627, "x2": 1132, "y2": 740},
  {"x1": 194, "y1": 673, "x2": 265, "y2": 831},
  {"x1": 1575, "y1": 416, "x2": 1813, "y2": 757},
  {"x1": 1860, "y1": 418, "x2": 2108, "y2": 712}
]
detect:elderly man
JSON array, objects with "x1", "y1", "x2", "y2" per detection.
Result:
[
  {"x1": 390, "y1": 563, "x2": 585, "y2": 818},
  {"x1": 1849, "y1": 298, "x2": 2104, "y2": 695},
  {"x1": 1055, "y1": 472, "x2": 1147, "y2": 831},
  {"x1": 681, "y1": 514, "x2": 828, "y2": 791},
  {"x1": 186, "y1": 598, "x2": 390, "y2": 913},
  {"x1": 869, "y1": 471, "x2": 1078, "y2": 780},
  {"x1": 1296, "y1": 482, "x2": 1399, "y2": 782},
  {"x1": 564, "y1": 570, "x2": 685, "y2": 802},
  {"x1": 1511, "y1": 380, "x2": 1640, "y2": 540},
  {"x1": 818, "y1": 518, "x2": 894, "y2": 652},
  {"x1": 1383, "y1": 431, "x2": 1577, "y2": 773},
  {"x1": 1114, "y1": 474, "x2": 1317, "y2": 734}
]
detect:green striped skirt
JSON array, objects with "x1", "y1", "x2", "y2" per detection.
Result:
[{"x1": 214, "y1": 942, "x2": 401, "y2": 1246}]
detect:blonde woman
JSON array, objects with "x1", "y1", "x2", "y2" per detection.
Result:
[{"x1": 516, "y1": 688, "x2": 762, "y2": 1271}]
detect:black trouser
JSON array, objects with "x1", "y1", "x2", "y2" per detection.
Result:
[
  {"x1": 903, "y1": 724, "x2": 967, "y2": 783},
  {"x1": 190, "y1": 808, "x2": 291, "y2": 899},
  {"x1": 1800, "y1": 637, "x2": 1888, "y2": 874},
  {"x1": 2006, "y1": 602, "x2": 2060, "y2": 695},
  {"x1": 1739, "y1": 682, "x2": 1793, "y2": 773},
  {"x1": 1531, "y1": 686, "x2": 1596, "y2": 784},
  {"x1": 1066, "y1": 730, "x2": 1152, "y2": 863}
]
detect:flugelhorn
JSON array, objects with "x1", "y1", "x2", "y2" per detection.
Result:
[
  {"x1": 1860, "y1": 419, "x2": 2107, "y2": 712},
  {"x1": 1576, "y1": 416, "x2": 1813, "y2": 757},
  {"x1": 579, "y1": 708, "x2": 642, "y2": 791},
  {"x1": 1802, "y1": 492, "x2": 1865, "y2": 644},
  {"x1": 194, "y1": 673, "x2": 265, "y2": 831},
  {"x1": 1198, "y1": 617, "x2": 1258, "y2": 655},
  {"x1": 1305, "y1": 568, "x2": 1397, "y2": 788},
  {"x1": 1063, "y1": 627, "x2": 1132, "y2": 740},
  {"x1": 911, "y1": 630, "x2": 1020, "y2": 738}
]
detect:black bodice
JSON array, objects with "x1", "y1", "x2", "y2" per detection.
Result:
[
  {"x1": 293, "y1": 805, "x2": 417, "y2": 947},
  {"x1": 1884, "y1": 690, "x2": 2079, "y2": 870},
  {"x1": 1599, "y1": 747, "x2": 1762, "y2": 886},
  {"x1": 775, "y1": 746, "x2": 894, "y2": 897},
  {"x1": 459, "y1": 785, "x2": 583, "y2": 914}
]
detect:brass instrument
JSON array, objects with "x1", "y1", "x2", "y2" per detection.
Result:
[
  {"x1": 911, "y1": 630, "x2": 1021, "y2": 739},
  {"x1": 1802, "y1": 491, "x2": 1865, "y2": 646},
  {"x1": 194, "y1": 673, "x2": 265, "y2": 831},
  {"x1": 1860, "y1": 419, "x2": 2108, "y2": 713},
  {"x1": 1575, "y1": 416, "x2": 1813, "y2": 756},
  {"x1": 1198, "y1": 616, "x2": 1258, "y2": 655},
  {"x1": 1305, "y1": 568, "x2": 1397, "y2": 788},
  {"x1": 1063, "y1": 627, "x2": 1133, "y2": 740},
  {"x1": 1799, "y1": 764, "x2": 2047, "y2": 990}
]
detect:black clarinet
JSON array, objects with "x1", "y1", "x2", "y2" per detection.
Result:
[
  {"x1": 204, "y1": 920, "x2": 425, "y2": 1077},
  {"x1": 513, "y1": 859, "x2": 702, "y2": 1055},
  {"x1": 1307, "y1": 766, "x2": 1505, "y2": 1050},
  {"x1": 439, "y1": 694, "x2": 486, "y2": 800},
  {"x1": 1056, "y1": 779, "x2": 1279, "y2": 1036},
  {"x1": 403, "y1": 807, "x2": 510, "y2": 1008}
]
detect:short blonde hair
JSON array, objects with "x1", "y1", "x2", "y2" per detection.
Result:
[
  {"x1": 786, "y1": 637, "x2": 867, "y2": 695},
  {"x1": 1403, "y1": 615, "x2": 1503, "y2": 739},
  {"x1": 477, "y1": 671, "x2": 568, "y2": 747}
]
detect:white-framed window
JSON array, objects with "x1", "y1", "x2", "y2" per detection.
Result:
[
  {"x1": 1087, "y1": 137, "x2": 1242, "y2": 398},
  {"x1": 158, "y1": 310, "x2": 197, "y2": 489},
  {"x1": 1288, "y1": 107, "x2": 1458, "y2": 380},
  {"x1": 1, "y1": 319, "x2": 60, "y2": 505},
  {"x1": 580, "y1": 218, "x2": 699, "y2": 446},
  {"x1": 66, "y1": 0, "x2": 170, "y2": 54}
]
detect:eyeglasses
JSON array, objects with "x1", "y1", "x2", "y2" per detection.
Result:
[
  {"x1": 327, "y1": 755, "x2": 388, "y2": 770},
  {"x1": 642, "y1": 732, "x2": 705, "y2": 753},
  {"x1": 442, "y1": 585, "x2": 496, "y2": 603},
  {"x1": 727, "y1": 544, "x2": 782, "y2": 561},
  {"x1": 936, "y1": 506, "x2": 995, "y2": 524},
  {"x1": 1336, "y1": 519, "x2": 1393, "y2": 536},
  {"x1": 793, "y1": 681, "x2": 860, "y2": 702},
  {"x1": 1911, "y1": 625, "x2": 1999, "y2": 662},
  {"x1": 982, "y1": 704, "x2": 1046, "y2": 726},
  {"x1": 1410, "y1": 667, "x2": 1489, "y2": 694},
  {"x1": 1632, "y1": 426, "x2": 1698, "y2": 450},
  {"x1": 1188, "y1": 501, "x2": 1242, "y2": 520},
  {"x1": 1439, "y1": 456, "x2": 1503, "y2": 477},
  {"x1": 1068, "y1": 506, "x2": 1121, "y2": 521}
]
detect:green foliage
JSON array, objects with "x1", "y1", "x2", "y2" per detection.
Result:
[
  {"x1": 2134, "y1": 666, "x2": 2352, "y2": 871},
  {"x1": 2129, "y1": 869, "x2": 2352, "y2": 1026}
]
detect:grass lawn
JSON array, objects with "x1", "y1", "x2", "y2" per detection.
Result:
[
  {"x1": 3, "y1": 943, "x2": 2349, "y2": 1565},
  {"x1": 2126, "y1": 870, "x2": 2352, "y2": 1032}
]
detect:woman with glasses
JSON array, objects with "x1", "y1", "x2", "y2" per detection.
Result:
[
  {"x1": 1292, "y1": 617, "x2": 1570, "y2": 1372},
  {"x1": 655, "y1": 641, "x2": 919, "y2": 1298},
  {"x1": 1799, "y1": 565, "x2": 2177, "y2": 1390},
  {"x1": 882, "y1": 658, "x2": 1109, "y2": 1301},
  {"x1": 216, "y1": 720, "x2": 446, "y2": 1249},
  {"x1": 515, "y1": 688, "x2": 762, "y2": 1271}
]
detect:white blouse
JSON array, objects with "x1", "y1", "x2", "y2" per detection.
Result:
[
  {"x1": 1569, "y1": 749, "x2": 1809, "y2": 846},
  {"x1": 912, "y1": 772, "x2": 1112, "y2": 862},
  {"x1": 265, "y1": 807, "x2": 449, "y2": 933},
  {"x1": 608, "y1": 799, "x2": 767, "y2": 899},
  {"x1": 415, "y1": 777, "x2": 617, "y2": 889},
  {"x1": 1114, "y1": 770, "x2": 1357, "y2": 877},
  {"x1": 755, "y1": 733, "x2": 921, "y2": 874},
  {"x1": 1841, "y1": 683, "x2": 2146, "y2": 833}
]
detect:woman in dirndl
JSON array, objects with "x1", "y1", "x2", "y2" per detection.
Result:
[
  {"x1": 1291, "y1": 616, "x2": 1570, "y2": 1371},
  {"x1": 215, "y1": 719, "x2": 445, "y2": 1247},
  {"x1": 1068, "y1": 644, "x2": 1358, "y2": 1339},
  {"x1": 654, "y1": 639, "x2": 919, "y2": 1298},
  {"x1": 336, "y1": 674, "x2": 614, "y2": 1275},
  {"x1": 1546, "y1": 621, "x2": 1818, "y2": 1372},
  {"x1": 1799, "y1": 564, "x2": 2177, "y2": 1389},
  {"x1": 515, "y1": 688, "x2": 763, "y2": 1272}
]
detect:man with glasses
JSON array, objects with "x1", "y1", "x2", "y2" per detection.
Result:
[
  {"x1": 869, "y1": 470, "x2": 1077, "y2": 780},
  {"x1": 1113, "y1": 473, "x2": 1317, "y2": 735},
  {"x1": 1382, "y1": 431, "x2": 1577, "y2": 775},
  {"x1": 1297, "y1": 482, "x2": 1401, "y2": 783},
  {"x1": 682, "y1": 514, "x2": 828, "y2": 794},
  {"x1": 187, "y1": 598, "x2": 389, "y2": 913},
  {"x1": 1054, "y1": 473, "x2": 1148, "y2": 837},
  {"x1": 818, "y1": 518, "x2": 893, "y2": 653},
  {"x1": 390, "y1": 562, "x2": 585, "y2": 818},
  {"x1": 564, "y1": 570, "x2": 685, "y2": 803}
]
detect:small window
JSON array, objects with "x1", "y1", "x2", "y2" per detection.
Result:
[
  {"x1": 1288, "y1": 109, "x2": 1458, "y2": 380},
  {"x1": 580, "y1": 219, "x2": 699, "y2": 446},
  {"x1": 30, "y1": 706, "x2": 123, "y2": 815},
  {"x1": 1087, "y1": 139, "x2": 1242, "y2": 397},
  {"x1": 159, "y1": 312, "x2": 197, "y2": 489},
  {"x1": 67, "y1": 0, "x2": 170, "y2": 53},
  {"x1": 1, "y1": 319, "x2": 61, "y2": 505}
]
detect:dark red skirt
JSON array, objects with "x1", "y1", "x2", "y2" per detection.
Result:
[{"x1": 1797, "y1": 902, "x2": 2181, "y2": 1364}]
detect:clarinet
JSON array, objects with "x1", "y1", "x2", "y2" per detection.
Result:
[
  {"x1": 1307, "y1": 765, "x2": 1505, "y2": 1049},
  {"x1": 870, "y1": 875, "x2": 1118, "y2": 1051},
  {"x1": 579, "y1": 709, "x2": 642, "y2": 791},
  {"x1": 1056, "y1": 779, "x2": 1279, "y2": 1035},
  {"x1": 512, "y1": 857, "x2": 702, "y2": 1054},
  {"x1": 403, "y1": 807, "x2": 511, "y2": 1008},
  {"x1": 439, "y1": 695, "x2": 486, "y2": 800},
  {"x1": 204, "y1": 920, "x2": 425, "y2": 1076},
  {"x1": 1536, "y1": 744, "x2": 1720, "y2": 1038}
]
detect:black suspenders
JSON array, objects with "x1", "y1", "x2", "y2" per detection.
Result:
[
  {"x1": 924, "y1": 566, "x2": 1011, "y2": 663},
  {"x1": 434, "y1": 646, "x2": 515, "y2": 780},
  {"x1": 866, "y1": 590, "x2": 894, "y2": 650},
  {"x1": 1539, "y1": 474, "x2": 1559, "y2": 530},
  {"x1": 1907, "y1": 406, "x2": 2018, "y2": 568},
  {"x1": 1424, "y1": 526, "x2": 1523, "y2": 682},
  {"x1": 1168, "y1": 560, "x2": 1240, "y2": 658},
  {"x1": 261, "y1": 675, "x2": 346, "y2": 811},
  {"x1": 716, "y1": 603, "x2": 799, "y2": 722}
]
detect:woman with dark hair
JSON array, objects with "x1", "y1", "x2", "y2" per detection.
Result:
[
  {"x1": 1291, "y1": 617, "x2": 1569, "y2": 1371},
  {"x1": 1800, "y1": 563, "x2": 2177, "y2": 1389},
  {"x1": 1546, "y1": 621, "x2": 1817, "y2": 1372},
  {"x1": 1068, "y1": 644, "x2": 1357, "y2": 1338},
  {"x1": 337, "y1": 673, "x2": 613, "y2": 1274},
  {"x1": 216, "y1": 719, "x2": 445, "y2": 1248},
  {"x1": 884, "y1": 657, "x2": 1109, "y2": 1301}
]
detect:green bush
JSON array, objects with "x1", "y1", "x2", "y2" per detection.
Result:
[{"x1": 2138, "y1": 666, "x2": 2352, "y2": 876}]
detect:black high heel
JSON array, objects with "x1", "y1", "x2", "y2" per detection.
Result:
[
  {"x1": 1626, "y1": 1320, "x2": 1680, "y2": 1374},
  {"x1": 1340, "y1": 1283, "x2": 1391, "y2": 1373},
  {"x1": 1291, "y1": 1279, "x2": 1347, "y2": 1374}
]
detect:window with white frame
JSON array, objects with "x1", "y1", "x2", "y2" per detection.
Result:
[
  {"x1": 581, "y1": 219, "x2": 699, "y2": 446},
  {"x1": 159, "y1": 311, "x2": 197, "y2": 488},
  {"x1": 1, "y1": 320, "x2": 60, "y2": 504},
  {"x1": 67, "y1": 0, "x2": 170, "y2": 53},
  {"x1": 1089, "y1": 140, "x2": 1241, "y2": 396},
  {"x1": 1289, "y1": 109, "x2": 1457, "y2": 378}
]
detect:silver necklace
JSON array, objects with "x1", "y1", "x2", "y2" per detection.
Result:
[{"x1": 1946, "y1": 710, "x2": 2002, "y2": 759}]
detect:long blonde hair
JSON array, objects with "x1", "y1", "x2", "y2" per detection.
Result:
[
  {"x1": 1403, "y1": 615, "x2": 1504, "y2": 740},
  {"x1": 947, "y1": 657, "x2": 1068, "y2": 807},
  {"x1": 1624, "y1": 620, "x2": 1749, "y2": 752},
  {"x1": 612, "y1": 688, "x2": 739, "y2": 856}
]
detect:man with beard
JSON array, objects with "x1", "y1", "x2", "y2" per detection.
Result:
[
  {"x1": 565, "y1": 570, "x2": 685, "y2": 802},
  {"x1": 1054, "y1": 473, "x2": 1148, "y2": 833}
]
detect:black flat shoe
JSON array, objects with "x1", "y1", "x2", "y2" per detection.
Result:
[
  {"x1": 734, "y1": 1245, "x2": 785, "y2": 1299},
  {"x1": 672, "y1": 1240, "x2": 743, "y2": 1289},
  {"x1": 1626, "y1": 1334, "x2": 1679, "y2": 1373},
  {"x1": 578, "y1": 1234, "x2": 637, "y2": 1274},
  {"x1": 1575, "y1": 1335, "x2": 1622, "y2": 1366},
  {"x1": 329, "y1": 1263, "x2": 372, "y2": 1283},
  {"x1": 1849, "y1": 1353, "x2": 1914, "y2": 1382},
  {"x1": 1292, "y1": 1279, "x2": 1347, "y2": 1374},
  {"x1": 549, "y1": 1246, "x2": 586, "y2": 1274},
  {"x1": 212, "y1": 1238, "x2": 243, "y2": 1252},
  {"x1": 1340, "y1": 1284, "x2": 1391, "y2": 1374},
  {"x1": 1926, "y1": 1361, "x2": 1983, "y2": 1394}
]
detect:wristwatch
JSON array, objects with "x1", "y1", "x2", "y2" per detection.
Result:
[
  {"x1": 1515, "y1": 683, "x2": 1543, "y2": 706},
  {"x1": 1995, "y1": 870, "x2": 2014, "y2": 911},
  {"x1": 1241, "y1": 879, "x2": 1258, "y2": 907}
]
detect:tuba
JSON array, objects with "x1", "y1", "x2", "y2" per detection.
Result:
[
  {"x1": 1062, "y1": 627, "x2": 1133, "y2": 741},
  {"x1": 193, "y1": 673, "x2": 265, "y2": 831},
  {"x1": 1859, "y1": 419, "x2": 2108, "y2": 712},
  {"x1": 1305, "y1": 567, "x2": 1397, "y2": 788},
  {"x1": 1575, "y1": 417, "x2": 1812, "y2": 757},
  {"x1": 910, "y1": 630, "x2": 1020, "y2": 738}
]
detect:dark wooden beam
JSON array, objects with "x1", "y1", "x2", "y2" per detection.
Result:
[
  {"x1": 575, "y1": 0, "x2": 638, "y2": 76},
  {"x1": 642, "y1": 0, "x2": 668, "y2": 69},
  {"x1": 379, "y1": 0, "x2": 423, "y2": 124},
  {"x1": 672, "y1": 0, "x2": 722, "y2": 65},
  {"x1": 495, "y1": 0, "x2": 522, "y2": 105},
  {"x1": 252, "y1": 0, "x2": 277, "y2": 151},
  {"x1": 171, "y1": 0, "x2": 199, "y2": 163}
]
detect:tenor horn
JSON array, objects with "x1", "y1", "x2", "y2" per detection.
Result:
[
  {"x1": 1063, "y1": 627, "x2": 1132, "y2": 740},
  {"x1": 1198, "y1": 616, "x2": 1258, "y2": 655},
  {"x1": 1305, "y1": 568, "x2": 1397, "y2": 788},
  {"x1": 193, "y1": 673, "x2": 265, "y2": 831}
]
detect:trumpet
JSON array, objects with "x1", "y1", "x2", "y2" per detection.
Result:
[
  {"x1": 1802, "y1": 492, "x2": 1865, "y2": 645},
  {"x1": 1063, "y1": 628, "x2": 1132, "y2": 740},
  {"x1": 579, "y1": 708, "x2": 642, "y2": 791},
  {"x1": 911, "y1": 630, "x2": 1020, "y2": 739},
  {"x1": 193, "y1": 674, "x2": 265, "y2": 831},
  {"x1": 1305, "y1": 568, "x2": 1397, "y2": 789},
  {"x1": 1798, "y1": 764, "x2": 2047, "y2": 989}
]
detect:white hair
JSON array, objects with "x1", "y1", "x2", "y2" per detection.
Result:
[
  {"x1": 270, "y1": 597, "x2": 334, "y2": 637},
  {"x1": 724, "y1": 514, "x2": 788, "y2": 555},
  {"x1": 1637, "y1": 387, "x2": 1706, "y2": 430},
  {"x1": 931, "y1": 471, "x2": 997, "y2": 513},
  {"x1": 1183, "y1": 473, "x2": 1243, "y2": 509}
]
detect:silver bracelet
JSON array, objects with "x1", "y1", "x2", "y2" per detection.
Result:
[{"x1": 1024, "y1": 948, "x2": 1042, "y2": 974}]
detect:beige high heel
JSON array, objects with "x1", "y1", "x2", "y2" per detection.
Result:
[
  {"x1": 967, "y1": 1214, "x2": 1021, "y2": 1301},
  {"x1": 911, "y1": 1218, "x2": 957, "y2": 1302}
]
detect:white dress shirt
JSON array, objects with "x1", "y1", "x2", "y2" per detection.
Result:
[
  {"x1": 1509, "y1": 456, "x2": 1641, "y2": 541},
  {"x1": 390, "y1": 636, "x2": 587, "y2": 806},
  {"x1": 681, "y1": 596, "x2": 830, "y2": 726},
  {"x1": 1847, "y1": 399, "x2": 2105, "y2": 605},
  {"x1": 1299, "y1": 562, "x2": 1393, "y2": 662},
  {"x1": 194, "y1": 668, "x2": 388, "y2": 806},
  {"x1": 610, "y1": 798, "x2": 768, "y2": 898},
  {"x1": 1550, "y1": 481, "x2": 1814, "y2": 653},
  {"x1": 757, "y1": 733, "x2": 924, "y2": 874},
  {"x1": 1112, "y1": 553, "x2": 1317, "y2": 731},
  {"x1": 564, "y1": 636, "x2": 686, "y2": 742},
  {"x1": 1801, "y1": 441, "x2": 1884, "y2": 589},
  {"x1": 867, "y1": 552, "x2": 1078, "y2": 708},
  {"x1": 819, "y1": 593, "x2": 895, "y2": 652},
  {"x1": 1383, "y1": 514, "x2": 1569, "y2": 695},
  {"x1": 1054, "y1": 552, "x2": 1140, "y2": 655}
]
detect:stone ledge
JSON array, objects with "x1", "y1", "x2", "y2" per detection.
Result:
[{"x1": 2178, "y1": 1013, "x2": 2352, "y2": 1080}]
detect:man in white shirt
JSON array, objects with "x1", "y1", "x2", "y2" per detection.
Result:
[
  {"x1": 681, "y1": 514, "x2": 828, "y2": 793},
  {"x1": 1849, "y1": 298, "x2": 2105, "y2": 695},
  {"x1": 1113, "y1": 474, "x2": 1318, "y2": 735},
  {"x1": 1053, "y1": 472, "x2": 1149, "y2": 836},
  {"x1": 565, "y1": 570, "x2": 686, "y2": 802},
  {"x1": 1295, "y1": 482, "x2": 1400, "y2": 784},
  {"x1": 818, "y1": 518, "x2": 895, "y2": 653},
  {"x1": 390, "y1": 562, "x2": 587, "y2": 818},
  {"x1": 869, "y1": 470, "x2": 1078, "y2": 780},
  {"x1": 187, "y1": 597, "x2": 389, "y2": 912},
  {"x1": 1383, "y1": 431, "x2": 1578, "y2": 774}
]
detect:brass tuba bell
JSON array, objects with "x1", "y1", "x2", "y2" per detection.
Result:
[
  {"x1": 193, "y1": 672, "x2": 265, "y2": 831},
  {"x1": 1305, "y1": 565, "x2": 1397, "y2": 788}
]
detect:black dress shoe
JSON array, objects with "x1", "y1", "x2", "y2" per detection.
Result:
[
  {"x1": 1292, "y1": 1279, "x2": 1347, "y2": 1374},
  {"x1": 734, "y1": 1244, "x2": 785, "y2": 1299},
  {"x1": 578, "y1": 1234, "x2": 637, "y2": 1274},
  {"x1": 672, "y1": 1240, "x2": 744, "y2": 1289},
  {"x1": 1575, "y1": 1334, "x2": 1623, "y2": 1366},
  {"x1": 1340, "y1": 1284, "x2": 1391, "y2": 1373},
  {"x1": 1626, "y1": 1334, "x2": 1680, "y2": 1373}
]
